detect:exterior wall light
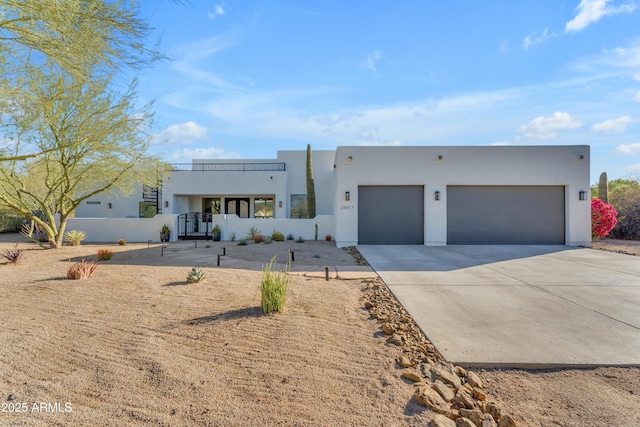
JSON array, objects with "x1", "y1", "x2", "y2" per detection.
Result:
[
  {"x1": 579, "y1": 191, "x2": 587, "y2": 201},
  {"x1": 347, "y1": 155, "x2": 353, "y2": 162},
  {"x1": 578, "y1": 154, "x2": 585, "y2": 160},
  {"x1": 108, "y1": 202, "x2": 112, "y2": 209},
  {"x1": 345, "y1": 191, "x2": 350, "y2": 201},
  {"x1": 164, "y1": 201, "x2": 169, "y2": 208},
  {"x1": 278, "y1": 201, "x2": 283, "y2": 208},
  {"x1": 437, "y1": 155, "x2": 443, "y2": 160},
  {"x1": 435, "y1": 191, "x2": 441, "y2": 201}
]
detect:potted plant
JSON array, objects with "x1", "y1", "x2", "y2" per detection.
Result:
[
  {"x1": 212, "y1": 224, "x2": 221, "y2": 241},
  {"x1": 160, "y1": 224, "x2": 171, "y2": 242}
]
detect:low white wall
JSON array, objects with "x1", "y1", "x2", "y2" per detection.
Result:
[
  {"x1": 60, "y1": 214, "x2": 334, "y2": 243},
  {"x1": 61, "y1": 214, "x2": 179, "y2": 243},
  {"x1": 211, "y1": 214, "x2": 334, "y2": 241}
]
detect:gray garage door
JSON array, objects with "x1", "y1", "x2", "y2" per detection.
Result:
[
  {"x1": 358, "y1": 186, "x2": 424, "y2": 245},
  {"x1": 447, "y1": 186, "x2": 565, "y2": 245}
]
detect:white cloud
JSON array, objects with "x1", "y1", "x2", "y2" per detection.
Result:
[
  {"x1": 616, "y1": 142, "x2": 640, "y2": 153},
  {"x1": 153, "y1": 121, "x2": 208, "y2": 145},
  {"x1": 360, "y1": 50, "x2": 382, "y2": 72},
  {"x1": 169, "y1": 147, "x2": 240, "y2": 163},
  {"x1": 522, "y1": 28, "x2": 555, "y2": 50},
  {"x1": 634, "y1": 73, "x2": 640, "y2": 81},
  {"x1": 500, "y1": 40, "x2": 508, "y2": 53},
  {"x1": 591, "y1": 115, "x2": 634, "y2": 132},
  {"x1": 519, "y1": 111, "x2": 582, "y2": 140},
  {"x1": 491, "y1": 141, "x2": 512, "y2": 146},
  {"x1": 635, "y1": 89, "x2": 640, "y2": 101},
  {"x1": 208, "y1": 5, "x2": 225, "y2": 19},
  {"x1": 566, "y1": 0, "x2": 636, "y2": 33}
]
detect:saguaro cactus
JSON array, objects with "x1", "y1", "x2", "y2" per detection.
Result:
[
  {"x1": 306, "y1": 144, "x2": 316, "y2": 218},
  {"x1": 598, "y1": 172, "x2": 608, "y2": 203}
]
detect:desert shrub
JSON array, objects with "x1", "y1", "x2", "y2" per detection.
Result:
[
  {"x1": 187, "y1": 267, "x2": 206, "y2": 283},
  {"x1": 67, "y1": 259, "x2": 99, "y2": 280},
  {"x1": 296, "y1": 236, "x2": 305, "y2": 243},
  {"x1": 96, "y1": 249, "x2": 113, "y2": 261},
  {"x1": 271, "y1": 231, "x2": 285, "y2": 241},
  {"x1": 64, "y1": 230, "x2": 87, "y2": 246},
  {"x1": 237, "y1": 239, "x2": 248, "y2": 246},
  {"x1": 325, "y1": 234, "x2": 332, "y2": 241},
  {"x1": 609, "y1": 181, "x2": 640, "y2": 239},
  {"x1": 253, "y1": 234, "x2": 264, "y2": 243},
  {"x1": 261, "y1": 256, "x2": 290, "y2": 314},
  {"x1": 0, "y1": 207, "x2": 25, "y2": 232},
  {"x1": 2, "y1": 243, "x2": 24, "y2": 264},
  {"x1": 286, "y1": 233, "x2": 294, "y2": 241},
  {"x1": 245, "y1": 226, "x2": 261, "y2": 240},
  {"x1": 230, "y1": 231, "x2": 237, "y2": 242},
  {"x1": 264, "y1": 237, "x2": 272, "y2": 244},
  {"x1": 118, "y1": 238, "x2": 127, "y2": 245},
  {"x1": 591, "y1": 198, "x2": 617, "y2": 239}
]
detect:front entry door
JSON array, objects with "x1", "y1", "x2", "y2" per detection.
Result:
[{"x1": 225, "y1": 198, "x2": 250, "y2": 218}]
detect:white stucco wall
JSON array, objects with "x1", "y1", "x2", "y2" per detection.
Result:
[
  {"x1": 73, "y1": 186, "x2": 146, "y2": 218},
  {"x1": 276, "y1": 150, "x2": 336, "y2": 217},
  {"x1": 333, "y1": 145, "x2": 591, "y2": 248}
]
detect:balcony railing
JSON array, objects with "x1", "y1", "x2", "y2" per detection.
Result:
[{"x1": 170, "y1": 162, "x2": 286, "y2": 172}]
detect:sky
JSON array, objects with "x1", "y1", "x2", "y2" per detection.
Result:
[{"x1": 135, "y1": 0, "x2": 640, "y2": 184}]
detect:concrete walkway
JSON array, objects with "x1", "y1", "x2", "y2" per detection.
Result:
[{"x1": 358, "y1": 245, "x2": 640, "y2": 368}]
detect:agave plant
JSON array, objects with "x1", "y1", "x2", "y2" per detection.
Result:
[
  {"x1": 187, "y1": 267, "x2": 206, "y2": 283},
  {"x1": 2, "y1": 243, "x2": 24, "y2": 264},
  {"x1": 64, "y1": 230, "x2": 87, "y2": 246},
  {"x1": 67, "y1": 259, "x2": 100, "y2": 280}
]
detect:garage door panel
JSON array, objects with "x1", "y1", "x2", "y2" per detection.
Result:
[
  {"x1": 447, "y1": 186, "x2": 565, "y2": 245},
  {"x1": 359, "y1": 186, "x2": 424, "y2": 245}
]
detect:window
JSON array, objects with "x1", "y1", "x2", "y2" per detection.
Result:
[
  {"x1": 290, "y1": 194, "x2": 307, "y2": 218},
  {"x1": 254, "y1": 198, "x2": 274, "y2": 218},
  {"x1": 139, "y1": 202, "x2": 157, "y2": 218},
  {"x1": 202, "y1": 198, "x2": 221, "y2": 221}
]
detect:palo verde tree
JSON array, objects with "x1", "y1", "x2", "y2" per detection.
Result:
[
  {"x1": 0, "y1": 0, "x2": 163, "y2": 162},
  {"x1": 0, "y1": 57, "x2": 165, "y2": 248}
]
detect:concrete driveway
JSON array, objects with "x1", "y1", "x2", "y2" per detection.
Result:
[{"x1": 357, "y1": 245, "x2": 640, "y2": 368}]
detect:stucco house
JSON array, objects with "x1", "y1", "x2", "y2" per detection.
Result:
[{"x1": 73, "y1": 145, "x2": 591, "y2": 247}]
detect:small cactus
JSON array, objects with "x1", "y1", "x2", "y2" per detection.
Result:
[
  {"x1": 64, "y1": 230, "x2": 87, "y2": 246},
  {"x1": 187, "y1": 267, "x2": 206, "y2": 283},
  {"x1": 271, "y1": 231, "x2": 285, "y2": 241}
]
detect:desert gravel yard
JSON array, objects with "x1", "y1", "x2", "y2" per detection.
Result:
[{"x1": 0, "y1": 234, "x2": 639, "y2": 426}]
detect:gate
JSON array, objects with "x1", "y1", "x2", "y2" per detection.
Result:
[{"x1": 178, "y1": 212, "x2": 213, "y2": 240}]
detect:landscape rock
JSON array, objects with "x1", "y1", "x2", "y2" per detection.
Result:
[
  {"x1": 433, "y1": 379, "x2": 455, "y2": 402},
  {"x1": 397, "y1": 355, "x2": 414, "y2": 368},
  {"x1": 467, "y1": 371, "x2": 484, "y2": 389},
  {"x1": 472, "y1": 386, "x2": 487, "y2": 401},
  {"x1": 485, "y1": 402, "x2": 504, "y2": 421},
  {"x1": 402, "y1": 370, "x2": 422, "y2": 383},
  {"x1": 459, "y1": 409, "x2": 483, "y2": 426},
  {"x1": 429, "y1": 414, "x2": 457, "y2": 427},
  {"x1": 382, "y1": 323, "x2": 394, "y2": 335},
  {"x1": 497, "y1": 414, "x2": 518, "y2": 427},
  {"x1": 414, "y1": 384, "x2": 451, "y2": 415},
  {"x1": 455, "y1": 417, "x2": 476, "y2": 427},
  {"x1": 454, "y1": 389, "x2": 477, "y2": 410},
  {"x1": 481, "y1": 413, "x2": 497, "y2": 427},
  {"x1": 431, "y1": 361, "x2": 462, "y2": 389}
]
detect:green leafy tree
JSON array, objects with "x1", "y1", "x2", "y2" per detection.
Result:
[
  {"x1": 0, "y1": 60, "x2": 165, "y2": 248},
  {"x1": 0, "y1": 0, "x2": 164, "y2": 162}
]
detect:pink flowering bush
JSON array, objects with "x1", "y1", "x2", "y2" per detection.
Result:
[{"x1": 591, "y1": 198, "x2": 617, "y2": 239}]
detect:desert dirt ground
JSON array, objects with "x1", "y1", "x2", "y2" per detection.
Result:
[{"x1": 1, "y1": 234, "x2": 639, "y2": 426}]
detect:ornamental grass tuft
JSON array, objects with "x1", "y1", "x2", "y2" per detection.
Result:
[{"x1": 261, "y1": 256, "x2": 290, "y2": 314}]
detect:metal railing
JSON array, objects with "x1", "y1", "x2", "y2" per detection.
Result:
[{"x1": 170, "y1": 162, "x2": 286, "y2": 172}]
